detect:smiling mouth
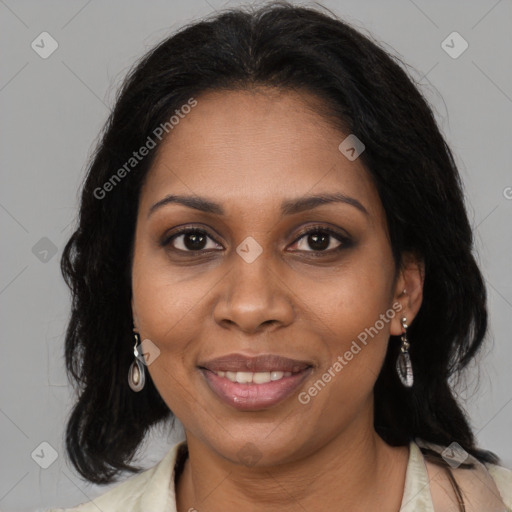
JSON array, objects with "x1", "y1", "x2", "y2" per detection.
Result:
[
  {"x1": 210, "y1": 369, "x2": 296, "y2": 384},
  {"x1": 198, "y1": 353, "x2": 313, "y2": 410}
]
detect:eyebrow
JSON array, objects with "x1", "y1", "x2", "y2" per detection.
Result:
[
  {"x1": 147, "y1": 192, "x2": 368, "y2": 218},
  {"x1": 281, "y1": 192, "x2": 368, "y2": 216}
]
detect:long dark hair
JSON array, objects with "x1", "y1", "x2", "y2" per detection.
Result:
[{"x1": 60, "y1": 1, "x2": 498, "y2": 494}]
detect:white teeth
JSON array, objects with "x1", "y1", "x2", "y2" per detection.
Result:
[
  {"x1": 252, "y1": 371, "x2": 271, "y2": 384},
  {"x1": 235, "y1": 371, "x2": 253, "y2": 383},
  {"x1": 215, "y1": 370, "x2": 295, "y2": 383}
]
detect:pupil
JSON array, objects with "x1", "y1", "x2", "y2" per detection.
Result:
[
  {"x1": 308, "y1": 232, "x2": 329, "y2": 251},
  {"x1": 184, "y1": 232, "x2": 207, "y2": 250}
]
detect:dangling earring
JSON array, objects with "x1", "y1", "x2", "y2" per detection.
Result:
[
  {"x1": 396, "y1": 317, "x2": 414, "y2": 388},
  {"x1": 128, "y1": 331, "x2": 145, "y2": 392}
]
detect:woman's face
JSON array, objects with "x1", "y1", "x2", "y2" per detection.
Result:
[{"x1": 131, "y1": 88, "x2": 414, "y2": 466}]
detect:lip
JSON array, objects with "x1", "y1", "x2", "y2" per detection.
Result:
[
  {"x1": 198, "y1": 353, "x2": 313, "y2": 411},
  {"x1": 199, "y1": 353, "x2": 312, "y2": 373}
]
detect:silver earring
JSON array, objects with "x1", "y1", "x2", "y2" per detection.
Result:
[
  {"x1": 128, "y1": 332, "x2": 146, "y2": 392},
  {"x1": 396, "y1": 317, "x2": 414, "y2": 388}
]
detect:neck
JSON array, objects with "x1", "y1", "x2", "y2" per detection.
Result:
[{"x1": 176, "y1": 415, "x2": 409, "y2": 512}]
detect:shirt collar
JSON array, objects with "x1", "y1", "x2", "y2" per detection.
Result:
[{"x1": 399, "y1": 441, "x2": 435, "y2": 511}]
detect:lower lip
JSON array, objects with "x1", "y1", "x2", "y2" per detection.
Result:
[{"x1": 201, "y1": 369, "x2": 312, "y2": 411}]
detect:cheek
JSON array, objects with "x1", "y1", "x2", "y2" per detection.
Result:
[
  {"x1": 132, "y1": 242, "x2": 214, "y2": 347},
  {"x1": 131, "y1": 266, "x2": 205, "y2": 416},
  {"x1": 131, "y1": 248, "x2": 229, "y2": 410},
  {"x1": 297, "y1": 246, "x2": 396, "y2": 392},
  {"x1": 319, "y1": 299, "x2": 392, "y2": 391},
  {"x1": 298, "y1": 296, "x2": 393, "y2": 427},
  {"x1": 295, "y1": 248, "x2": 395, "y2": 341}
]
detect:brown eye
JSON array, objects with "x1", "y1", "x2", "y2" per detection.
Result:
[
  {"x1": 165, "y1": 229, "x2": 223, "y2": 252},
  {"x1": 289, "y1": 227, "x2": 351, "y2": 253},
  {"x1": 303, "y1": 232, "x2": 332, "y2": 251}
]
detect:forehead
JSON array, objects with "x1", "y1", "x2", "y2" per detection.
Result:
[{"x1": 140, "y1": 88, "x2": 382, "y2": 220}]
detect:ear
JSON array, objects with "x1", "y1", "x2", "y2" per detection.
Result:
[{"x1": 389, "y1": 252, "x2": 425, "y2": 336}]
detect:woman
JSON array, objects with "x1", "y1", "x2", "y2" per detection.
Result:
[{"x1": 50, "y1": 2, "x2": 512, "y2": 511}]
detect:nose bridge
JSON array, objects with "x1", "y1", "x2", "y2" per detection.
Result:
[{"x1": 213, "y1": 248, "x2": 294, "y2": 333}]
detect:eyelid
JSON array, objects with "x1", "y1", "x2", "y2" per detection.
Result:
[
  {"x1": 161, "y1": 225, "x2": 224, "y2": 251},
  {"x1": 288, "y1": 224, "x2": 352, "y2": 253},
  {"x1": 290, "y1": 223, "x2": 351, "y2": 244},
  {"x1": 161, "y1": 223, "x2": 352, "y2": 253}
]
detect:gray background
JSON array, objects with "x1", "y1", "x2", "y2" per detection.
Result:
[{"x1": 1, "y1": 0, "x2": 511, "y2": 510}]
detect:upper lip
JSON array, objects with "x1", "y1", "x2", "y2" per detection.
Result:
[{"x1": 199, "y1": 353, "x2": 312, "y2": 373}]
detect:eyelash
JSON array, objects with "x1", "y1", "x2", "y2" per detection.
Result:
[{"x1": 161, "y1": 225, "x2": 352, "y2": 256}]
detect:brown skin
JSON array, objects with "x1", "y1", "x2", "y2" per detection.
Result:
[{"x1": 131, "y1": 88, "x2": 424, "y2": 512}]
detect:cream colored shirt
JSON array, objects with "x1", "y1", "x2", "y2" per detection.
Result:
[{"x1": 48, "y1": 440, "x2": 512, "y2": 511}]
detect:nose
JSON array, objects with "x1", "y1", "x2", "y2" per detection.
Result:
[{"x1": 213, "y1": 253, "x2": 295, "y2": 334}]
